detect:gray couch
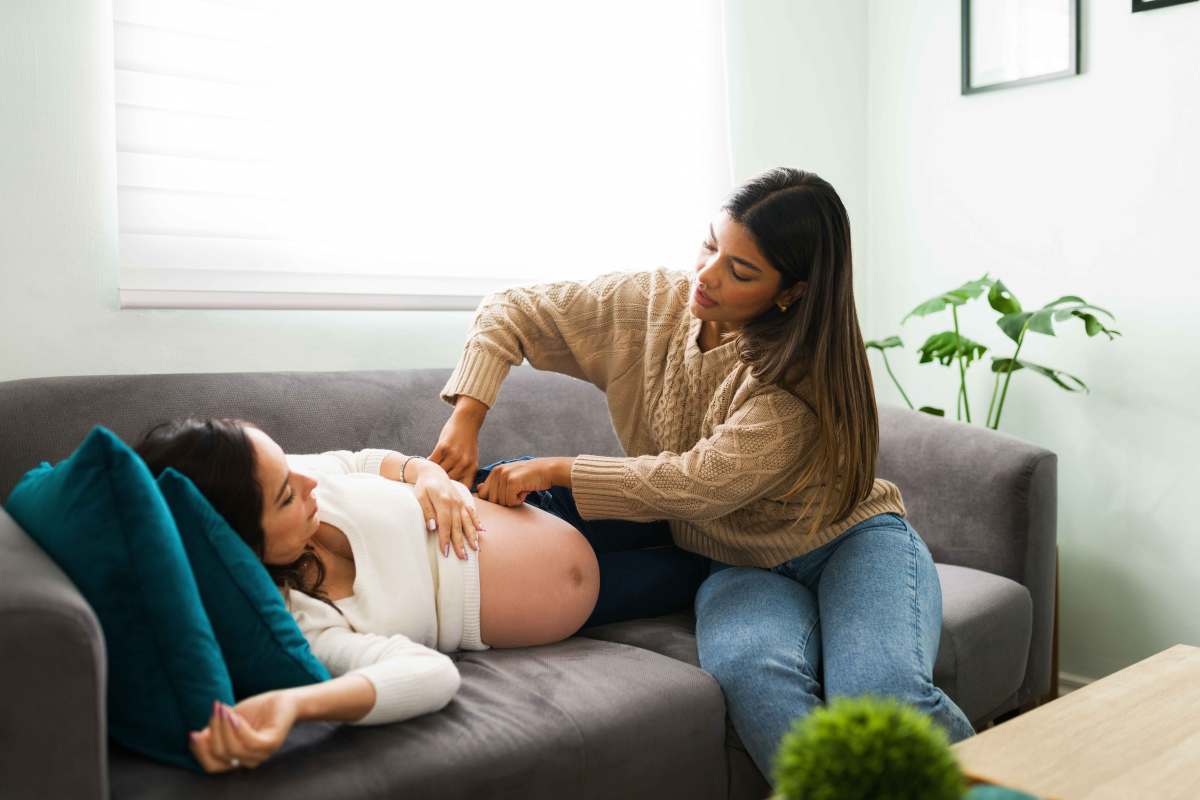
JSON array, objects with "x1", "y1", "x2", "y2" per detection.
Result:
[{"x1": 0, "y1": 367, "x2": 1057, "y2": 800}]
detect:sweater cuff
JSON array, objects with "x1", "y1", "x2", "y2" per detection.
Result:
[
  {"x1": 349, "y1": 659, "x2": 461, "y2": 726},
  {"x1": 439, "y1": 346, "x2": 511, "y2": 409},
  {"x1": 360, "y1": 448, "x2": 393, "y2": 476},
  {"x1": 570, "y1": 455, "x2": 635, "y2": 519}
]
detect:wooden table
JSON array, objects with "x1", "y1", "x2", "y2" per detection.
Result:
[{"x1": 953, "y1": 644, "x2": 1200, "y2": 799}]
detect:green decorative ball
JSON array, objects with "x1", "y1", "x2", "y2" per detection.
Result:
[{"x1": 772, "y1": 695, "x2": 967, "y2": 800}]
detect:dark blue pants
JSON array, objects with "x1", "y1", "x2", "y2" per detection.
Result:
[{"x1": 473, "y1": 458, "x2": 712, "y2": 628}]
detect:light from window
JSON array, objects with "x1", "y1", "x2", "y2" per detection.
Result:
[{"x1": 114, "y1": 0, "x2": 733, "y2": 309}]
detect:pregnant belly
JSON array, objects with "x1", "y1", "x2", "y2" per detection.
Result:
[{"x1": 473, "y1": 496, "x2": 600, "y2": 648}]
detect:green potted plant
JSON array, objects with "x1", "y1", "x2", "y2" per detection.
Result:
[
  {"x1": 866, "y1": 275, "x2": 1120, "y2": 429},
  {"x1": 770, "y1": 695, "x2": 1039, "y2": 800}
]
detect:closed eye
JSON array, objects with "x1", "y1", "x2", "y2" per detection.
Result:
[{"x1": 702, "y1": 238, "x2": 752, "y2": 282}]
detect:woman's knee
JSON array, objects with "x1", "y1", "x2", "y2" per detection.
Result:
[
  {"x1": 694, "y1": 566, "x2": 790, "y2": 639},
  {"x1": 695, "y1": 567, "x2": 821, "y2": 681}
]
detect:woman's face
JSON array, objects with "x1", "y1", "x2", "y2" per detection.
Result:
[
  {"x1": 689, "y1": 210, "x2": 804, "y2": 327},
  {"x1": 244, "y1": 426, "x2": 321, "y2": 566}
]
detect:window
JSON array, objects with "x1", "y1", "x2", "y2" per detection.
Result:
[{"x1": 114, "y1": 0, "x2": 733, "y2": 309}]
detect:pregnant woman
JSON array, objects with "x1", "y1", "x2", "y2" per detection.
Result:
[
  {"x1": 430, "y1": 167, "x2": 976, "y2": 782},
  {"x1": 135, "y1": 417, "x2": 599, "y2": 774}
]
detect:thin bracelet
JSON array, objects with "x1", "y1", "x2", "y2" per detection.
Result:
[{"x1": 400, "y1": 455, "x2": 424, "y2": 483}]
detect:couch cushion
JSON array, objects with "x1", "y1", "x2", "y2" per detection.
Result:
[
  {"x1": 580, "y1": 564, "x2": 1033, "y2": 727},
  {"x1": 108, "y1": 637, "x2": 729, "y2": 800},
  {"x1": 933, "y1": 563, "x2": 1032, "y2": 724},
  {"x1": 579, "y1": 613, "x2": 771, "y2": 799},
  {"x1": 4, "y1": 426, "x2": 233, "y2": 772},
  {"x1": 157, "y1": 468, "x2": 331, "y2": 698}
]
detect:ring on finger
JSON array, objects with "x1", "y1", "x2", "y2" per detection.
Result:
[{"x1": 229, "y1": 757, "x2": 241, "y2": 768}]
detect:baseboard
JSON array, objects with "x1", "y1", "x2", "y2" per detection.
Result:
[{"x1": 1058, "y1": 670, "x2": 1093, "y2": 695}]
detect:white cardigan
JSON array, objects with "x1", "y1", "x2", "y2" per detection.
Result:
[{"x1": 283, "y1": 449, "x2": 487, "y2": 725}]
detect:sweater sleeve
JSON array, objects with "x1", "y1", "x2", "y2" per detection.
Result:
[
  {"x1": 285, "y1": 449, "x2": 395, "y2": 477},
  {"x1": 441, "y1": 269, "x2": 674, "y2": 409},
  {"x1": 569, "y1": 387, "x2": 816, "y2": 523},
  {"x1": 290, "y1": 592, "x2": 461, "y2": 726}
]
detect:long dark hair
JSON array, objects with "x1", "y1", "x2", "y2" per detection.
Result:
[
  {"x1": 725, "y1": 167, "x2": 879, "y2": 535},
  {"x1": 134, "y1": 417, "x2": 342, "y2": 613}
]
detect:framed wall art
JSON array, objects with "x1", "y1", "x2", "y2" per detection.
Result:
[
  {"x1": 962, "y1": 0, "x2": 1081, "y2": 95},
  {"x1": 1133, "y1": 0, "x2": 1198, "y2": 11}
]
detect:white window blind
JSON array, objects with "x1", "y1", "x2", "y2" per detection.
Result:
[{"x1": 114, "y1": 0, "x2": 733, "y2": 310}]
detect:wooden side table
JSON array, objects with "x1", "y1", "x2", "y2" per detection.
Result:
[{"x1": 953, "y1": 644, "x2": 1200, "y2": 799}]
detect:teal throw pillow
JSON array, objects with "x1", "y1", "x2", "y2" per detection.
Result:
[
  {"x1": 156, "y1": 468, "x2": 330, "y2": 697},
  {"x1": 3, "y1": 426, "x2": 233, "y2": 772}
]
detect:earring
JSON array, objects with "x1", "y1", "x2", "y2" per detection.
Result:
[{"x1": 778, "y1": 294, "x2": 805, "y2": 312}]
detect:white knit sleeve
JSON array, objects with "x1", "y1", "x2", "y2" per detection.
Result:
[
  {"x1": 286, "y1": 449, "x2": 395, "y2": 477},
  {"x1": 289, "y1": 592, "x2": 461, "y2": 726}
]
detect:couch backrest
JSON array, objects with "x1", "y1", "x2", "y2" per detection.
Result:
[
  {"x1": 876, "y1": 405, "x2": 1056, "y2": 586},
  {"x1": 0, "y1": 367, "x2": 1055, "y2": 588},
  {"x1": 0, "y1": 367, "x2": 622, "y2": 501}
]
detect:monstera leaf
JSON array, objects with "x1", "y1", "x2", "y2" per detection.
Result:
[
  {"x1": 991, "y1": 357, "x2": 1089, "y2": 393},
  {"x1": 987, "y1": 280, "x2": 1022, "y2": 315},
  {"x1": 997, "y1": 296, "x2": 1121, "y2": 344},
  {"x1": 916, "y1": 332, "x2": 988, "y2": 367},
  {"x1": 902, "y1": 275, "x2": 994, "y2": 324},
  {"x1": 865, "y1": 336, "x2": 904, "y2": 351}
]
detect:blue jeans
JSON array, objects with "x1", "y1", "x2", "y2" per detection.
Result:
[
  {"x1": 473, "y1": 458, "x2": 712, "y2": 628},
  {"x1": 695, "y1": 512, "x2": 976, "y2": 781}
]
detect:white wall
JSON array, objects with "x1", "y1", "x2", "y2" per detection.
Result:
[
  {"x1": 724, "y1": 0, "x2": 870, "y2": 318},
  {"x1": 865, "y1": 0, "x2": 1200, "y2": 681}
]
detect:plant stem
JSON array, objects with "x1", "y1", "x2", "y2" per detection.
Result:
[
  {"x1": 952, "y1": 305, "x2": 972, "y2": 423},
  {"x1": 880, "y1": 351, "x2": 914, "y2": 410},
  {"x1": 991, "y1": 327, "x2": 1026, "y2": 430},
  {"x1": 986, "y1": 371, "x2": 1001, "y2": 429}
]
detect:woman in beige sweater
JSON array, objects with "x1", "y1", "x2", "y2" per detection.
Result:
[{"x1": 431, "y1": 167, "x2": 975, "y2": 782}]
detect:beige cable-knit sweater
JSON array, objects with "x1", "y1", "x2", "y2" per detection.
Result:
[{"x1": 441, "y1": 268, "x2": 906, "y2": 567}]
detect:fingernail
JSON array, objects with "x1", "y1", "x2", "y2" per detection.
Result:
[
  {"x1": 427, "y1": 518, "x2": 437, "y2": 531},
  {"x1": 228, "y1": 711, "x2": 240, "y2": 729},
  {"x1": 443, "y1": 543, "x2": 450, "y2": 557}
]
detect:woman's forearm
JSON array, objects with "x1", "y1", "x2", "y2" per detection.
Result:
[
  {"x1": 451, "y1": 394, "x2": 489, "y2": 428},
  {"x1": 380, "y1": 451, "x2": 442, "y2": 483},
  {"x1": 549, "y1": 455, "x2": 573, "y2": 489},
  {"x1": 291, "y1": 673, "x2": 376, "y2": 722},
  {"x1": 546, "y1": 456, "x2": 575, "y2": 488}
]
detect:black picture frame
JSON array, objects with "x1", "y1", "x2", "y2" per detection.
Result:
[
  {"x1": 1133, "y1": 0, "x2": 1198, "y2": 11},
  {"x1": 962, "y1": 0, "x2": 1081, "y2": 95}
]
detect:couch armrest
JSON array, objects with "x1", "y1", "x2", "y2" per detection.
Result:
[
  {"x1": 0, "y1": 507, "x2": 107, "y2": 800},
  {"x1": 876, "y1": 406, "x2": 1057, "y2": 707}
]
